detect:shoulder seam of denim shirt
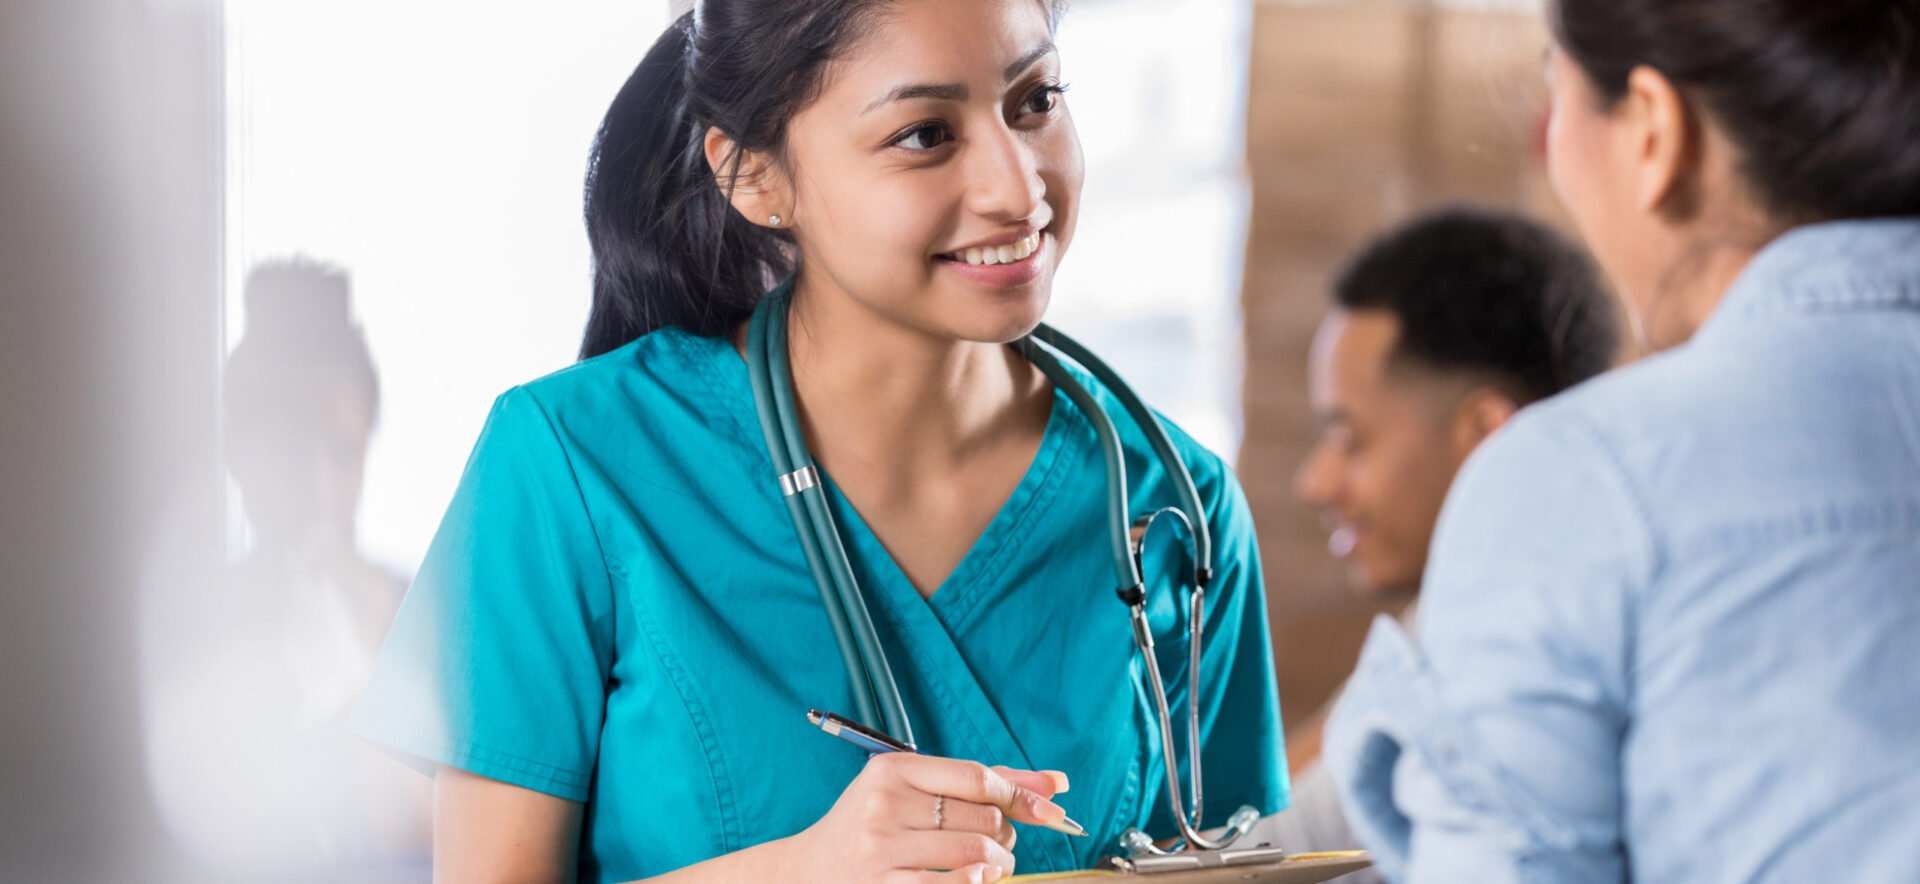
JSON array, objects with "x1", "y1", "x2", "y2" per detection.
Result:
[{"x1": 1697, "y1": 217, "x2": 1920, "y2": 335}]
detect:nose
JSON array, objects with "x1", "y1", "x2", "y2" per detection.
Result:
[
  {"x1": 965, "y1": 123, "x2": 1045, "y2": 224},
  {"x1": 1293, "y1": 442, "x2": 1342, "y2": 509}
]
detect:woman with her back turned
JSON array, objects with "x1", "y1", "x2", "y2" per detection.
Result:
[{"x1": 1326, "y1": 1, "x2": 1920, "y2": 881}]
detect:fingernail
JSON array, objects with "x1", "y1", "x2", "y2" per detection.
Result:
[
  {"x1": 1032, "y1": 796, "x2": 1067, "y2": 825},
  {"x1": 1044, "y1": 770, "x2": 1071, "y2": 794},
  {"x1": 967, "y1": 864, "x2": 985, "y2": 884}
]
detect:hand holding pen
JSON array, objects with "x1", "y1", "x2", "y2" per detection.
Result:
[{"x1": 791, "y1": 709, "x2": 1084, "y2": 884}]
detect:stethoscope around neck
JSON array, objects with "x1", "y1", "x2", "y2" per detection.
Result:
[{"x1": 744, "y1": 281, "x2": 1260, "y2": 860}]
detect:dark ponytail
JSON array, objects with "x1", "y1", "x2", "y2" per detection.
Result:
[
  {"x1": 580, "y1": 13, "x2": 787, "y2": 357},
  {"x1": 580, "y1": 3, "x2": 891, "y2": 358},
  {"x1": 1549, "y1": 0, "x2": 1920, "y2": 223}
]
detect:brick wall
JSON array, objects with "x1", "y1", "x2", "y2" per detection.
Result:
[{"x1": 1238, "y1": 0, "x2": 1568, "y2": 735}]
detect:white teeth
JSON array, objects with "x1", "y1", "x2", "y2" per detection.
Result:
[
  {"x1": 949, "y1": 232, "x2": 1041, "y2": 266},
  {"x1": 1328, "y1": 527, "x2": 1356, "y2": 557}
]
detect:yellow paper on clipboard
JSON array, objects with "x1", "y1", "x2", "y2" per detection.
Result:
[{"x1": 1009, "y1": 850, "x2": 1371, "y2": 883}]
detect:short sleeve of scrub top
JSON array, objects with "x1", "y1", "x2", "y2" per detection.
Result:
[
  {"x1": 353, "y1": 328, "x2": 1288, "y2": 882},
  {"x1": 353, "y1": 385, "x2": 614, "y2": 801}
]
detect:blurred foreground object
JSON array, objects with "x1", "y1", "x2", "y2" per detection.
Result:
[{"x1": 2, "y1": 0, "x2": 224, "y2": 879}]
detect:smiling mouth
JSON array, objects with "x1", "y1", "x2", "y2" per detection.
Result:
[{"x1": 937, "y1": 231, "x2": 1043, "y2": 266}]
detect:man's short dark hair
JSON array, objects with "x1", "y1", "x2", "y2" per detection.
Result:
[{"x1": 1333, "y1": 206, "x2": 1620, "y2": 405}]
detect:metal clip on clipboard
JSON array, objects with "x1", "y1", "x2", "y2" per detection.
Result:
[
  {"x1": 1103, "y1": 840, "x2": 1290, "y2": 874},
  {"x1": 1101, "y1": 805, "x2": 1288, "y2": 874}
]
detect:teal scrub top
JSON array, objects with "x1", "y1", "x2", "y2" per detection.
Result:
[{"x1": 352, "y1": 325, "x2": 1289, "y2": 882}]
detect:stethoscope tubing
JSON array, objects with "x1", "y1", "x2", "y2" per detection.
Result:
[
  {"x1": 1021, "y1": 332, "x2": 1227, "y2": 847},
  {"x1": 746, "y1": 293, "x2": 890, "y2": 737},
  {"x1": 748, "y1": 283, "x2": 1250, "y2": 855},
  {"x1": 763, "y1": 296, "x2": 917, "y2": 747},
  {"x1": 1015, "y1": 338, "x2": 1137, "y2": 594},
  {"x1": 1025, "y1": 325, "x2": 1213, "y2": 581}
]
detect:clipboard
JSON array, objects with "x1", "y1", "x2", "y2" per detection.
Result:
[{"x1": 1009, "y1": 850, "x2": 1372, "y2": 883}]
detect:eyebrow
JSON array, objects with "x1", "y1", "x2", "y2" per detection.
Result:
[
  {"x1": 1004, "y1": 41, "x2": 1056, "y2": 83},
  {"x1": 860, "y1": 41, "x2": 1057, "y2": 116}
]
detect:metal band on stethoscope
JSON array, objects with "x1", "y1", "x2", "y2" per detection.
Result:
[{"x1": 779, "y1": 465, "x2": 821, "y2": 496}]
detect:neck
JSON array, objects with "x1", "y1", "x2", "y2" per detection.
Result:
[
  {"x1": 1641, "y1": 242, "x2": 1761, "y2": 350},
  {"x1": 781, "y1": 276, "x2": 1047, "y2": 489},
  {"x1": 1639, "y1": 187, "x2": 1788, "y2": 351}
]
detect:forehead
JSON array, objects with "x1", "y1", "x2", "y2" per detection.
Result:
[
  {"x1": 1310, "y1": 308, "x2": 1402, "y2": 400},
  {"x1": 813, "y1": 0, "x2": 1055, "y2": 107}
]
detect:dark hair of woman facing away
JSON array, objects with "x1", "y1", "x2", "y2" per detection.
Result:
[
  {"x1": 580, "y1": 1, "x2": 1067, "y2": 359},
  {"x1": 1549, "y1": 0, "x2": 1920, "y2": 224}
]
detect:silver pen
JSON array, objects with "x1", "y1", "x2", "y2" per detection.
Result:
[{"x1": 807, "y1": 709, "x2": 1087, "y2": 837}]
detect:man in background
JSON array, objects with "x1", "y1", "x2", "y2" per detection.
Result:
[{"x1": 1262, "y1": 207, "x2": 1620, "y2": 872}]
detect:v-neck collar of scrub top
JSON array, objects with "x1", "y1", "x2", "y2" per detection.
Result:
[{"x1": 670, "y1": 325, "x2": 1094, "y2": 870}]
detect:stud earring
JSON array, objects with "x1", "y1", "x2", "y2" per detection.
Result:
[{"x1": 768, "y1": 214, "x2": 783, "y2": 226}]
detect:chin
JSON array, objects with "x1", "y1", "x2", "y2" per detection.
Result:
[
  {"x1": 1347, "y1": 563, "x2": 1420, "y2": 605},
  {"x1": 950, "y1": 285, "x2": 1053, "y2": 344}
]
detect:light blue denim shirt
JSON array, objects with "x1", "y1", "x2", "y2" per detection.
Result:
[{"x1": 1324, "y1": 218, "x2": 1920, "y2": 883}]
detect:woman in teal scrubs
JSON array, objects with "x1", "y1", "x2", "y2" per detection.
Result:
[{"x1": 353, "y1": 1, "x2": 1287, "y2": 881}]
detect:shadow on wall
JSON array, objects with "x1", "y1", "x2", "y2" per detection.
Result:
[{"x1": 139, "y1": 259, "x2": 430, "y2": 883}]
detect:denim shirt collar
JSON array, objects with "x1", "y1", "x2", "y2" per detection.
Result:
[{"x1": 1700, "y1": 217, "x2": 1920, "y2": 340}]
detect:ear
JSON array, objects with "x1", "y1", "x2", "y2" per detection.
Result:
[
  {"x1": 1448, "y1": 387, "x2": 1519, "y2": 457},
  {"x1": 1621, "y1": 65, "x2": 1697, "y2": 216},
  {"x1": 703, "y1": 126, "x2": 792, "y2": 229}
]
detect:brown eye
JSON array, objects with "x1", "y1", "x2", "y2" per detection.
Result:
[
  {"x1": 1022, "y1": 83, "x2": 1068, "y2": 116},
  {"x1": 890, "y1": 121, "x2": 954, "y2": 151}
]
